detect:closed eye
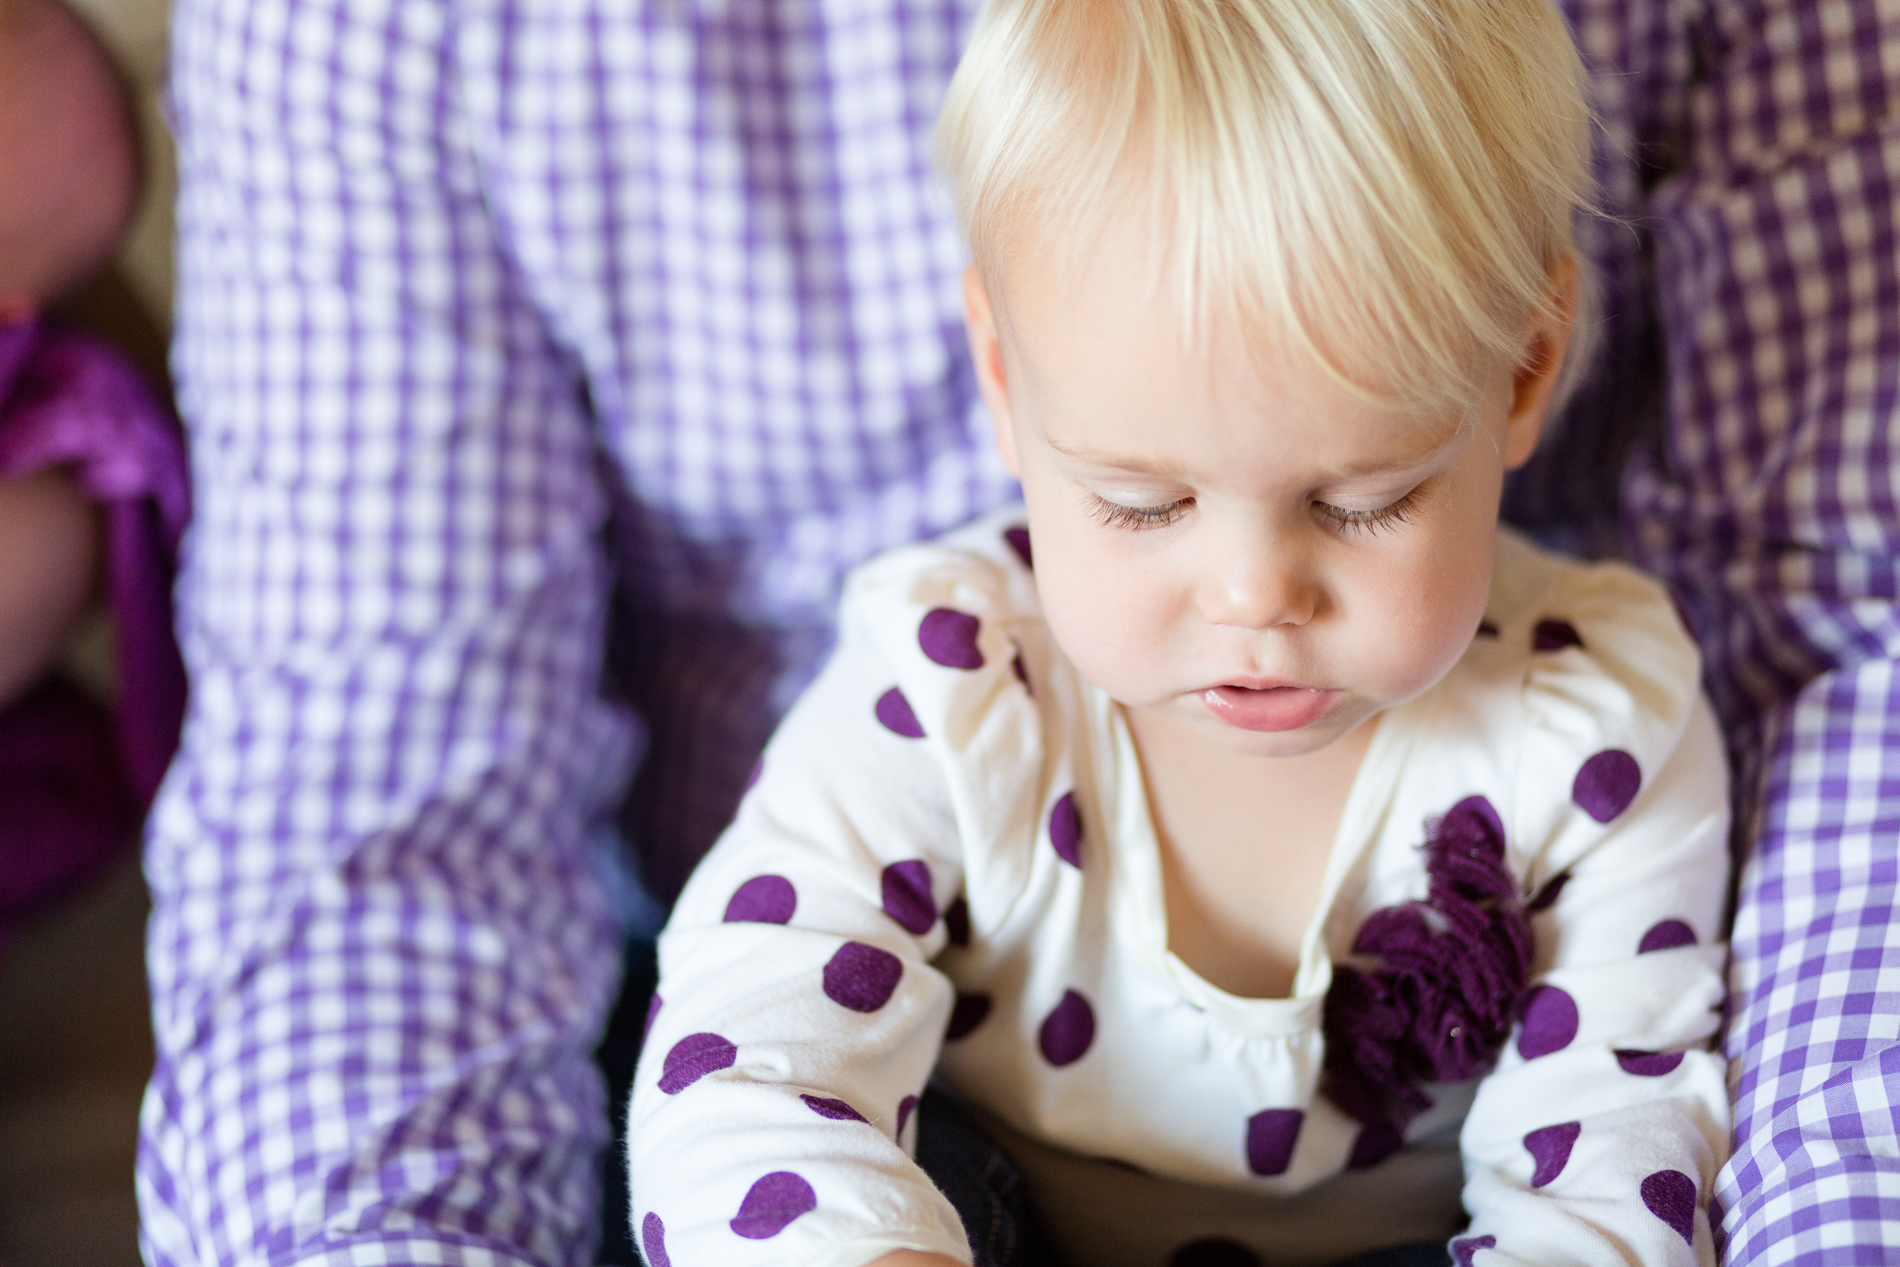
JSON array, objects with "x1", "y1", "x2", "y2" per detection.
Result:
[
  {"x1": 1316, "y1": 487, "x2": 1423, "y2": 537},
  {"x1": 1087, "y1": 492, "x2": 1192, "y2": 531}
]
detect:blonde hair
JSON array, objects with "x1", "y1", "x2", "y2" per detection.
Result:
[{"x1": 937, "y1": 0, "x2": 1596, "y2": 416}]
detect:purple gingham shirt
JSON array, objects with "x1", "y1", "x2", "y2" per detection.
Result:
[{"x1": 143, "y1": 1, "x2": 1900, "y2": 1264}]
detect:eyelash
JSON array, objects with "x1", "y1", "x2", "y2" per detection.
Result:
[
  {"x1": 1086, "y1": 487, "x2": 1425, "y2": 536},
  {"x1": 1319, "y1": 487, "x2": 1425, "y2": 537},
  {"x1": 1088, "y1": 495, "x2": 1192, "y2": 531}
]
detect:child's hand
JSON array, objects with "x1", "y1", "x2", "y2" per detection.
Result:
[{"x1": 0, "y1": 466, "x2": 98, "y2": 708}]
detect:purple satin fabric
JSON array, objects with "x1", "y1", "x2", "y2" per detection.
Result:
[{"x1": 0, "y1": 320, "x2": 187, "y2": 941}]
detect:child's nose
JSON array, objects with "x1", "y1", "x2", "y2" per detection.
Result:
[{"x1": 1196, "y1": 532, "x2": 1318, "y2": 631}]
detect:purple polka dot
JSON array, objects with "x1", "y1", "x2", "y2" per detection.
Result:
[
  {"x1": 1639, "y1": 919, "x2": 1698, "y2": 954},
  {"x1": 1004, "y1": 525, "x2": 1033, "y2": 569},
  {"x1": 1038, "y1": 989, "x2": 1096, "y2": 1066},
  {"x1": 1517, "y1": 985, "x2": 1579, "y2": 1060},
  {"x1": 880, "y1": 859, "x2": 936, "y2": 934},
  {"x1": 919, "y1": 607, "x2": 985, "y2": 670},
  {"x1": 1347, "y1": 1121, "x2": 1404, "y2": 1170},
  {"x1": 1526, "y1": 870, "x2": 1571, "y2": 913},
  {"x1": 730, "y1": 1171, "x2": 816, "y2": 1239},
  {"x1": 874, "y1": 687, "x2": 926, "y2": 739},
  {"x1": 1476, "y1": 620, "x2": 1500, "y2": 639},
  {"x1": 1244, "y1": 1108, "x2": 1303, "y2": 1176},
  {"x1": 946, "y1": 992, "x2": 992, "y2": 1041},
  {"x1": 642, "y1": 1212, "x2": 670, "y2": 1267},
  {"x1": 944, "y1": 895, "x2": 970, "y2": 947},
  {"x1": 724, "y1": 874, "x2": 796, "y2": 925},
  {"x1": 801, "y1": 1094, "x2": 867, "y2": 1123},
  {"x1": 643, "y1": 994, "x2": 661, "y2": 1042},
  {"x1": 1049, "y1": 792, "x2": 1083, "y2": 867},
  {"x1": 659, "y1": 1032, "x2": 737, "y2": 1095},
  {"x1": 1524, "y1": 1121, "x2": 1580, "y2": 1187},
  {"x1": 1532, "y1": 618, "x2": 1585, "y2": 652},
  {"x1": 1451, "y1": 1235, "x2": 1496, "y2": 1267},
  {"x1": 822, "y1": 941, "x2": 903, "y2": 1012},
  {"x1": 1614, "y1": 1048, "x2": 1685, "y2": 1076},
  {"x1": 1573, "y1": 749, "x2": 1642, "y2": 823},
  {"x1": 897, "y1": 1093, "x2": 919, "y2": 1139},
  {"x1": 1167, "y1": 1239, "x2": 1261, "y2": 1267},
  {"x1": 747, "y1": 757, "x2": 763, "y2": 789},
  {"x1": 1642, "y1": 1169, "x2": 1698, "y2": 1245}
]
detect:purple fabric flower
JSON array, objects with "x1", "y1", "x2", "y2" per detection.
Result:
[
  {"x1": 0, "y1": 322, "x2": 187, "y2": 947},
  {"x1": 1321, "y1": 795, "x2": 1533, "y2": 1143}
]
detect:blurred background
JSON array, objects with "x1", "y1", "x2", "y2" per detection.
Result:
[{"x1": 0, "y1": 0, "x2": 172, "y2": 1262}]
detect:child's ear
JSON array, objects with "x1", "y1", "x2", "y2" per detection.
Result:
[
  {"x1": 962, "y1": 264, "x2": 1019, "y2": 477},
  {"x1": 1502, "y1": 257, "x2": 1578, "y2": 471}
]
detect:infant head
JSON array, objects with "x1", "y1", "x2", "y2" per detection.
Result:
[
  {"x1": 939, "y1": 0, "x2": 1595, "y2": 758},
  {"x1": 0, "y1": 0, "x2": 139, "y2": 324}
]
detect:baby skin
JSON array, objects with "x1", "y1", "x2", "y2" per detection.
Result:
[
  {"x1": 870, "y1": 197, "x2": 1574, "y2": 1267},
  {"x1": 0, "y1": 0, "x2": 139, "y2": 709}
]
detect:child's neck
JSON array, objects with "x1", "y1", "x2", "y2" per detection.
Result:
[{"x1": 1125, "y1": 707, "x2": 1378, "y2": 1000}]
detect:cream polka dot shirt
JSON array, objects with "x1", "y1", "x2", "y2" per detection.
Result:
[{"x1": 629, "y1": 507, "x2": 1732, "y2": 1267}]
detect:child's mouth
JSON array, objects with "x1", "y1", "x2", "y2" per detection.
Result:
[{"x1": 1200, "y1": 683, "x2": 1339, "y2": 732}]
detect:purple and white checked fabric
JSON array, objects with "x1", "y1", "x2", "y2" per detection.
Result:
[
  {"x1": 143, "y1": 0, "x2": 1900, "y2": 1264},
  {"x1": 1605, "y1": 4, "x2": 1900, "y2": 1263}
]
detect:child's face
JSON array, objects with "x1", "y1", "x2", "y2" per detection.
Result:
[
  {"x1": 964, "y1": 219, "x2": 1571, "y2": 760},
  {"x1": 0, "y1": 0, "x2": 139, "y2": 322}
]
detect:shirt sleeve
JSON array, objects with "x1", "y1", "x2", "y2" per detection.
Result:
[
  {"x1": 629, "y1": 544, "x2": 1043, "y2": 1267},
  {"x1": 1610, "y1": 2, "x2": 1900, "y2": 1261},
  {"x1": 1455, "y1": 562, "x2": 1732, "y2": 1266},
  {"x1": 139, "y1": 0, "x2": 633, "y2": 1263}
]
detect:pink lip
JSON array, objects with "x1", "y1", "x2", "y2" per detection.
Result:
[{"x1": 1201, "y1": 683, "x2": 1341, "y2": 732}]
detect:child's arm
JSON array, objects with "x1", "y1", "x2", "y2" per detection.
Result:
[
  {"x1": 1455, "y1": 563, "x2": 1731, "y2": 1266},
  {"x1": 0, "y1": 465, "x2": 97, "y2": 707},
  {"x1": 630, "y1": 545, "x2": 1040, "y2": 1267}
]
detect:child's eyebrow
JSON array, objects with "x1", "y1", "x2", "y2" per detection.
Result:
[
  {"x1": 1041, "y1": 436, "x2": 1190, "y2": 477},
  {"x1": 1042, "y1": 433, "x2": 1459, "y2": 481},
  {"x1": 1327, "y1": 438, "x2": 1460, "y2": 479}
]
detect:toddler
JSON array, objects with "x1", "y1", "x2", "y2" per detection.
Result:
[
  {"x1": 630, "y1": 2, "x2": 1731, "y2": 1265},
  {"x1": 0, "y1": 0, "x2": 187, "y2": 943}
]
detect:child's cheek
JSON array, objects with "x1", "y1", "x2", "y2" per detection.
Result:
[
  {"x1": 1034, "y1": 534, "x2": 1167, "y2": 699},
  {"x1": 1356, "y1": 528, "x2": 1496, "y2": 699}
]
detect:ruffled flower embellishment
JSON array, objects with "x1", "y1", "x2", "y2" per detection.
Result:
[{"x1": 1321, "y1": 794, "x2": 1532, "y2": 1166}]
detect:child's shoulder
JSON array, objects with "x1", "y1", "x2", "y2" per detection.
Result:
[
  {"x1": 1485, "y1": 528, "x2": 1690, "y2": 642},
  {"x1": 841, "y1": 503, "x2": 1044, "y2": 633},
  {"x1": 1462, "y1": 528, "x2": 1720, "y2": 857},
  {"x1": 1478, "y1": 528, "x2": 1701, "y2": 726}
]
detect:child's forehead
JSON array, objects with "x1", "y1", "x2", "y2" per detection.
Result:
[
  {"x1": 1012, "y1": 316, "x2": 1476, "y2": 493},
  {"x1": 1038, "y1": 411, "x2": 1464, "y2": 484},
  {"x1": 991, "y1": 215, "x2": 1481, "y2": 440}
]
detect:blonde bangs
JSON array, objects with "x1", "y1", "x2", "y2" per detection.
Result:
[{"x1": 937, "y1": 0, "x2": 1597, "y2": 416}]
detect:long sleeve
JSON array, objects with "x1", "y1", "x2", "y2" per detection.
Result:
[
  {"x1": 147, "y1": 2, "x2": 1020, "y2": 1262},
  {"x1": 1608, "y1": 2, "x2": 1900, "y2": 1261},
  {"x1": 1454, "y1": 560, "x2": 1732, "y2": 1266},
  {"x1": 627, "y1": 543, "x2": 1048, "y2": 1267},
  {"x1": 140, "y1": 0, "x2": 633, "y2": 1261}
]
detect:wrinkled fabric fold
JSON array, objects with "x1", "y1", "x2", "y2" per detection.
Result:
[{"x1": 0, "y1": 320, "x2": 187, "y2": 940}]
